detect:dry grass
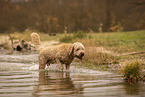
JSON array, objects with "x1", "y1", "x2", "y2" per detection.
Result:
[
  {"x1": 83, "y1": 47, "x2": 114, "y2": 65},
  {"x1": 0, "y1": 35, "x2": 11, "y2": 49},
  {"x1": 10, "y1": 31, "x2": 63, "y2": 42},
  {"x1": 73, "y1": 38, "x2": 115, "y2": 66}
]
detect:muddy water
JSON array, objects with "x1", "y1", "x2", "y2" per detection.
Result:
[{"x1": 0, "y1": 50, "x2": 145, "y2": 97}]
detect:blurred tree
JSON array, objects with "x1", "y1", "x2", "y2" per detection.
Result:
[{"x1": 0, "y1": 0, "x2": 145, "y2": 33}]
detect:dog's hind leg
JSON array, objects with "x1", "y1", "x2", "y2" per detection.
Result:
[
  {"x1": 39, "y1": 55, "x2": 47, "y2": 70},
  {"x1": 66, "y1": 63, "x2": 71, "y2": 72},
  {"x1": 46, "y1": 61, "x2": 50, "y2": 66}
]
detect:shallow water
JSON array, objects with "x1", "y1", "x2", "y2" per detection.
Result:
[{"x1": 0, "y1": 50, "x2": 145, "y2": 97}]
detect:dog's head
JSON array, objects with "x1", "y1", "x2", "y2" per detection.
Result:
[{"x1": 69, "y1": 42, "x2": 85, "y2": 60}]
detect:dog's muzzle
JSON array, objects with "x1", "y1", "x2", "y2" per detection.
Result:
[
  {"x1": 81, "y1": 53, "x2": 84, "y2": 57},
  {"x1": 76, "y1": 52, "x2": 84, "y2": 60}
]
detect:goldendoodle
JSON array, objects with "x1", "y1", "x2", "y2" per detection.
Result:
[{"x1": 31, "y1": 33, "x2": 85, "y2": 71}]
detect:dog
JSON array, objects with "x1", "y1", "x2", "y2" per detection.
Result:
[{"x1": 31, "y1": 33, "x2": 85, "y2": 71}]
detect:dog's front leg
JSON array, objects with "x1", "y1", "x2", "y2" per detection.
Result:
[{"x1": 56, "y1": 58, "x2": 63, "y2": 71}]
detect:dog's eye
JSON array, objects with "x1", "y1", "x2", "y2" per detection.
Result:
[{"x1": 77, "y1": 48, "x2": 79, "y2": 51}]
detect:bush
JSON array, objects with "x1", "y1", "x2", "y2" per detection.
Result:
[
  {"x1": 121, "y1": 60, "x2": 142, "y2": 81},
  {"x1": 73, "y1": 31, "x2": 86, "y2": 39},
  {"x1": 59, "y1": 31, "x2": 87, "y2": 43},
  {"x1": 59, "y1": 34, "x2": 73, "y2": 43}
]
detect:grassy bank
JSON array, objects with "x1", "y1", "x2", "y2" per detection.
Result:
[
  {"x1": 59, "y1": 30, "x2": 145, "y2": 72},
  {"x1": 0, "y1": 30, "x2": 145, "y2": 69}
]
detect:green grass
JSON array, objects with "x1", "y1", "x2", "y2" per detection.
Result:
[
  {"x1": 74, "y1": 30, "x2": 145, "y2": 53},
  {"x1": 104, "y1": 31, "x2": 145, "y2": 53}
]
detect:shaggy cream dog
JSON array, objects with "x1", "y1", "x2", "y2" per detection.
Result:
[{"x1": 31, "y1": 33, "x2": 85, "y2": 71}]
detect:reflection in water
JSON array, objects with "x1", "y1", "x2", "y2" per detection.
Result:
[
  {"x1": 123, "y1": 81, "x2": 144, "y2": 95},
  {"x1": 33, "y1": 71, "x2": 84, "y2": 96}
]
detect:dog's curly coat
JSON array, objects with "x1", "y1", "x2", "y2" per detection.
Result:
[{"x1": 31, "y1": 33, "x2": 85, "y2": 71}]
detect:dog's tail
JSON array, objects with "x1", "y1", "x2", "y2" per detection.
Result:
[{"x1": 31, "y1": 32, "x2": 44, "y2": 52}]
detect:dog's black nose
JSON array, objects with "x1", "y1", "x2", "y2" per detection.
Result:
[{"x1": 81, "y1": 53, "x2": 84, "y2": 57}]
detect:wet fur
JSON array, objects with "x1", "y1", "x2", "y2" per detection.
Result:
[{"x1": 31, "y1": 33, "x2": 85, "y2": 71}]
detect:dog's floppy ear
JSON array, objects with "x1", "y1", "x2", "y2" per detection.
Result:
[{"x1": 68, "y1": 44, "x2": 74, "y2": 56}]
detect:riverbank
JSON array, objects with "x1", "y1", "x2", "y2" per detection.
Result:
[{"x1": 0, "y1": 30, "x2": 145, "y2": 72}]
